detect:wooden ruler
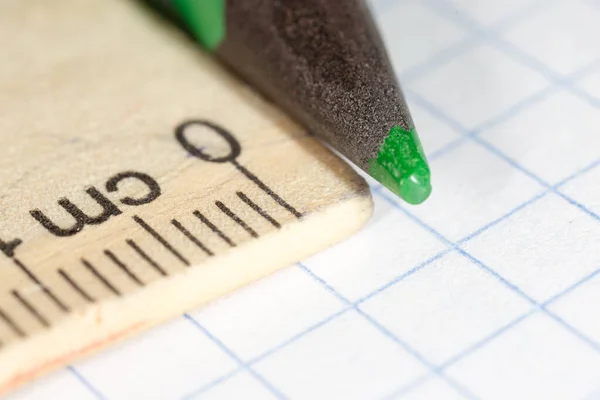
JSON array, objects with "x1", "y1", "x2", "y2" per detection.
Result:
[{"x1": 0, "y1": 0, "x2": 372, "y2": 394}]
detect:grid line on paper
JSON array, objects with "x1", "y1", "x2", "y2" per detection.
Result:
[
  {"x1": 397, "y1": 0, "x2": 553, "y2": 84},
  {"x1": 372, "y1": 187, "x2": 591, "y2": 324},
  {"x1": 181, "y1": 368, "x2": 243, "y2": 400},
  {"x1": 384, "y1": 261, "x2": 600, "y2": 398},
  {"x1": 28, "y1": 1, "x2": 600, "y2": 399},
  {"x1": 371, "y1": 153, "x2": 600, "y2": 296},
  {"x1": 379, "y1": 0, "x2": 600, "y2": 396},
  {"x1": 296, "y1": 263, "x2": 434, "y2": 370},
  {"x1": 175, "y1": 0, "x2": 600, "y2": 399},
  {"x1": 420, "y1": 0, "x2": 600, "y2": 131},
  {"x1": 67, "y1": 366, "x2": 106, "y2": 400},
  {"x1": 422, "y1": 52, "x2": 600, "y2": 164},
  {"x1": 294, "y1": 263, "x2": 481, "y2": 400},
  {"x1": 542, "y1": 267, "x2": 600, "y2": 307},
  {"x1": 471, "y1": 133, "x2": 600, "y2": 222},
  {"x1": 183, "y1": 314, "x2": 288, "y2": 400},
  {"x1": 187, "y1": 0, "x2": 600, "y2": 398}
]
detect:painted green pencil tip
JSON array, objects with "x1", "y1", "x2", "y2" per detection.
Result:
[
  {"x1": 397, "y1": 168, "x2": 432, "y2": 205},
  {"x1": 369, "y1": 126, "x2": 432, "y2": 205}
]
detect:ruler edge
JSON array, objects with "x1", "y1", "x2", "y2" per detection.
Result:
[{"x1": 0, "y1": 190, "x2": 373, "y2": 395}]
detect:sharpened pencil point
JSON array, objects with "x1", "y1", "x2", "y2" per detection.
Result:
[
  {"x1": 369, "y1": 126, "x2": 431, "y2": 205},
  {"x1": 146, "y1": 0, "x2": 432, "y2": 204}
]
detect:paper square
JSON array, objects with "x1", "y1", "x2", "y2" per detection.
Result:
[
  {"x1": 405, "y1": 141, "x2": 545, "y2": 242},
  {"x1": 446, "y1": 313, "x2": 600, "y2": 400},
  {"x1": 399, "y1": 376, "x2": 468, "y2": 400},
  {"x1": 561, "y1": 163, "x2": 600, "y2": 217},
  {"x1": 254, "y1": 312, "x2": 427, "y2": 400},
  {"x1": 463, "y1": 194, "x2": 600, "y2": 302},
  {"x1": 7, "y1": 370, "x2": 99, "y2": 400},
  {"x1": 374, "y1": 0, "x2": 468, "y2": 75},
  {"x1": 446, "y1": 0, "x2": 541, "y2": 26},
  {"x1": 74, "y1": 318, "x2": 238, "y2": 400},
  {"x1": 303, "y1": 194, "x2": 447, "y2": 302},
  {"x1": 192, "y1": 266, "x2": 345, "y2": 361},
  {"x1": 360, "y1": 252, "x2": 531, "y2": 364},
  {"x1": 502, "y1": 1, "x2": 600, "y2": 75},
  {"x1": 189, "y1": 372, "x2": 276, "y2": 400},
  {"x1": 481, "y1": 90, "x2": 600, "y2": 184},
  {"x1": 408, "y1": 43, "x2": 549, "y2": 129},
  {"x1": 548, "y1": 272, "x2": 600, "y2": 345}
]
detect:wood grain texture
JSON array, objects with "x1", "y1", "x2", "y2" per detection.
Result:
[{"x1": 0, "y1": 0, "x2": 373, "y2": 394}]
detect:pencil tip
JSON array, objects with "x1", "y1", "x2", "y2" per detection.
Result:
[
  {"x1": 369, "y1": 126, "x2": 431, "y2": 205},
  {"x1": 399, "y1": 169, "x2": 432, "y2": 205}
]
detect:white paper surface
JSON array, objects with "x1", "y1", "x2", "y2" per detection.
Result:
[{"x1": 8, "y1": 0, "x2": 600, "y2": 399}]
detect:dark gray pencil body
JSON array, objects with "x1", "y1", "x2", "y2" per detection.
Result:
[
  {"x1": 145, "y1": 0, "x2": 432, "y2": 204},
  {"x1": 216, "y1": 0, "x2": 413, "y2": 170}
]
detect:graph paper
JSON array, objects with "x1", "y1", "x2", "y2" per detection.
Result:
[{"x1": 8, "y1": 0, "x2": 600, "y2": 399}]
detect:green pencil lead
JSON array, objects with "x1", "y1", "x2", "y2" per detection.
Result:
[
  {"x1": 174, "y1": 0, "x2": 225, "y2": 50},
  {"x1": 368, "y1": 126, "x2": 432, "y2": 205}
]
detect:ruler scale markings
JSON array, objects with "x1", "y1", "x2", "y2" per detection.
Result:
[
  {"x1": 0, "y1": 4, "x2": 375, "y2": 388},
  {"x1": 104, "y1": 250, "x2": 145, "y2": 287},
  {"x1": 0, "y1": 307, "x2": 26, "y2": 338},
  {"x1": 215, "y1": 201, "x2": 259, "y2": 238},
  {"x1": 81, "y1": 259, "x2": 121, "y2": 296},
  {"x1": 126, "y1": 239, "x2": 168, "y2": 277},
  {"x1": 171, "y1": 220, "x2": 214, "y2": 256},
  {"x1": 232, "y1": 160, "x2": 303, "y2": 219},
  {"x1": 12, "y1": 258, "x2": 69, "y2": 313},
  {"x1": 193, "y1": 211, "x2": 236, "y2": 247},
  {"x1": 12, "y1": 290, "x2": 49, "y2": 328},
  {"x1": 57, "y1": 269, "x2": 95, "y2": 303},
  {"x1": 132, "y1": 216, "x2": 190, "y2": 266},
  {"x1": 236, "y1": 191, "x2": 281, "y2": 228},
  {"x1": 175, "y1": 120, "x2": 302, "y2": 219}
]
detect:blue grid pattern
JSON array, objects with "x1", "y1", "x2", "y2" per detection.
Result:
[{"x1": 13, "y1": 0, "x2": 600, "y2": 399}]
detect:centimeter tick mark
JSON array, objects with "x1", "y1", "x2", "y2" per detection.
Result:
[
  {"x1": 12, "y1": 290, "x2": 49, "y2": 328},
  {"x1": 133, "y1": 216, "x2": 190, "y2": 266},
  {"x1": 236, "y1": 191, "x2": 281, "y2": 228},
  {"x1": 81, "y1": 258, "x2": 121, "y2": 296},
  {"x1": 232, "y1": 160, "x2": 303, "y2": 219},
  {"x1": 104, "y1": 250, "x2": 144, "y2": 287},
  {"x1": 12, "y1": 258, "x2": 69, "y2": 313},
  {"x1": 58, "y1": 269, "x2": 95, "y2": 303},
  {"x1": 171, "y1": 220, "x2": 213, "y2": 256},
  {"x1": 193, "y1": 211, "x2": 236, "y2": 247},
  {"x1": 215, "y1": 201, "x2": 259, "y2": 238},
  {"x1": 0, "y1": 307, "x2": 26, "y2": 338},
  {"x1": 126, "y1": 239, "x2": 168, "y2": 277}
]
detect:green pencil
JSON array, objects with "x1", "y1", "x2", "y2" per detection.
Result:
[{"x1": 146, "y1": 0, "x2": 432, "y2": 204}]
